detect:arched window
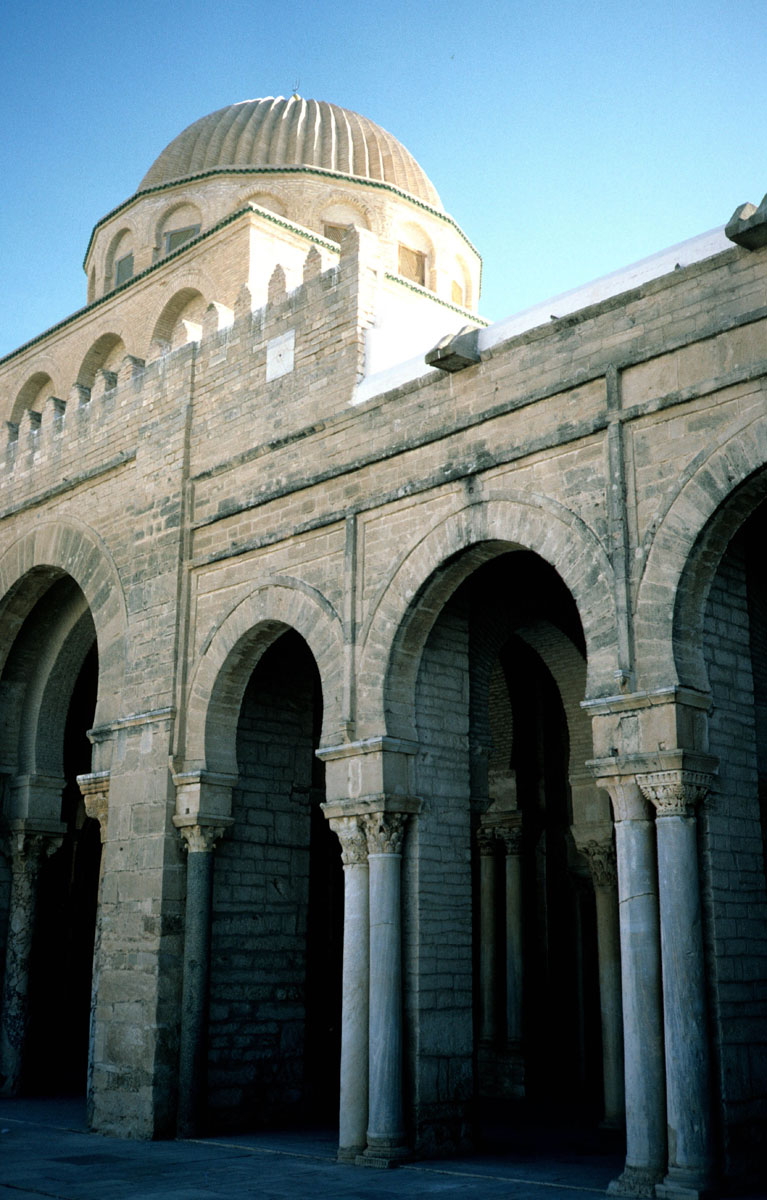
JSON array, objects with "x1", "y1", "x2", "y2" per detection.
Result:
[
  {"x1": 157, "y1": 202, "x2": 202, "y2": 259},
  {"x1": 320, "y1": 202, "x2": 369, "y2": 244},
  {"x1": 104, "y1": 229, "x2": 135, "y2": 294},
  {"x1": 396, "y1": 221, "x2": 433, "y2": 288},
  {"x1": 241, "y1": 192, "x2": 287, "y2": 218}
]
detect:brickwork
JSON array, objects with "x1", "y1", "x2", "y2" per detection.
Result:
[
  {"x1": 409, "y1": 599, "x2": 473, "y2": 1154},
  {"x1": 700, "y1": 522, "x2": 767, "y2": 1183},
  {"x1": 208, "y1": 635, "x2": 317, "y2": 1127}
]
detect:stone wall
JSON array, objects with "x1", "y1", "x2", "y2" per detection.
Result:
[
  {"x1": 701, "y1": 517, "x2": 767, "y2": 1182},
  {"x1": 208, "y1": 634, "x2": 317, "y2": 1128},
  {"x1": 409, "y1": 597, "x2": 473, "y2": 1155}
]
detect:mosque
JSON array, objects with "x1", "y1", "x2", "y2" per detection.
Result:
[{"x1": 0, "y1": 95, "x2": 765, "y2": 1200}]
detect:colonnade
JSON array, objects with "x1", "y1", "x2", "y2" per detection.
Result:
[
  {"x1": 593, "y1": 754, "x2": 717, "y2": 1200},
  {"x1": 0, "y1": 733, "x2": 720, "y2": 1200},
  {"x1": 477, "y1": 817, "x2": 524, "y2": 1048},
  {"x1": 171, "y1": 749, "x2": 418, "y2": 1165},
  {"x1": 0, "y1": 774, "x2": 67, "y2": 1095}
]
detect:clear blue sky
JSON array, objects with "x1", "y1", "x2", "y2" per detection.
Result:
[{"x1": 2, "y1": 0, "x2": 766, "y2": 359}]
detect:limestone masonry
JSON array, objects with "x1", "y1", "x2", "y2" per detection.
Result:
[{"x1": 0, "y1": 95, "x2": 765, "y2": 1200}]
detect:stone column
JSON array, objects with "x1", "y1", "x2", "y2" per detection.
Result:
[
  {"x1": 361, "y1": 811, "x2": 409, "y2": 1165},
  {"x1": 498, "y1": 820, "x2": 524, "y2": 1044},
  {"x1": 0, "y1": 828, "x2": 62, "y2": 1095},
  {"x1": 477, "y1": 826, "x2": 498, "y2": 1044},
  {"x1": 174, "y1": 819, "x2": 231, "y2": 1137},
  {"x1": 596, "y1": 774, "x2": 666, "y2": 1197},
  {"x1": 77, "y1": 771, "x2": 110, "y2": 1126},
  {"x1": 639, "y1": 768, "x2": 715, "y2": 1200},
  {"x1": 576, "y1": 830, "x2": 625, "y2": 1130},
  {"x1": 328, "y1": 815, "x2": 370, "y2": 1162}
]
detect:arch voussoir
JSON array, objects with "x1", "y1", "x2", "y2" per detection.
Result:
[
  {"x1": 635, "y1": 411, "x2": 767, "y2": 690},
  {"x1": 0, "y1": 519, "x2": 128, "y2": 728},
  {"x1": 358, "y1": 495, "x2": 616, "y2": 741},
  {"x1": 183, "y1": 578, "x2": 344, "y2": 776}
]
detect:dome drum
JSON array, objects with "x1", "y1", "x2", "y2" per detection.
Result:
[{"x1": 83, "y1": 97, "x2": 481, "y2": 315}]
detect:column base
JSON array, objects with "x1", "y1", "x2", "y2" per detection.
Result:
[
  {"x1": 607, "y1": 1164, "x2": 665, "y2": 1197},
  {"x1": 655, "y1": 1170, "x2": 716, "y2": 1200},
  {"x1": 337, "y1": 1145, "x2": 365, "y2": 1164},
  {"x1": 356, "y1": 1137, "x2": 410, "y2": 1169}
]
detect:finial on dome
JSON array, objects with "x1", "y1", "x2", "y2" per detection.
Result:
[{"x1": 291, "y1": 79, "x2": 301, "y2": 100}]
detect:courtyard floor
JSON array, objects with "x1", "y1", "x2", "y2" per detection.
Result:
[{"x1": 0, "y1": 1097, "x2": 759, "y2": 1199}]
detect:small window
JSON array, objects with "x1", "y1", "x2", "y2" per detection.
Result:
[
  {"x1": 164, "y1": 225, "x2": 200, "y2": 254},
  {"x1": 398, "y1": 243, "x2": 426, "y2": 287},
  {"x1": 324, "y1": 222, "x2": 347, "y2": 244},
  {"x1": 114, "y1": 252, "x2": 134, "y2": 287}
]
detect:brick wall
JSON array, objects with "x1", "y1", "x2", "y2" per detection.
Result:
[
  {"x1": 700, "y1": 521, "x2": 767, "y2": 1184},
  {"x1": 408, "y1": 597, "x2": 474, "y2": 1154},
  {"x1": 208, "y1": 632, "x2": 319, "y2": 1128}
]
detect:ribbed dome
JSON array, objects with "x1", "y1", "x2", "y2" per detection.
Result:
[{"x1": 138, "y1": 96, "x2": 443, "y2": 210}]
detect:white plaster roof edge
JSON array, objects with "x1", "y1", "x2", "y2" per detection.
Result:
[
  {"x1": 352, "y1": 352, "x2": 433, "y2": 405},
  {"x1": 352, "y1": 225, "x2": 732, "y2": 404},
  {"x1": 479, "y1": 226, "x2": 731, "y2": 352}
]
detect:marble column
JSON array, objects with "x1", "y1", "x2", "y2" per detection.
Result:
[
  {"x1": 328, "y1": 815, "x2": 370, "y2": 1161},
  {"x1": 0, "y1": 829, "x2": 62, "y2": 1095},
  {"x1": 578, "y1": 833, "x2": 625, "y2": 1130},
  {"x1": 77, "y1": 771, "x2": 110, "y2": 1127},
  {"x1": 639, "y1": 769, "x2": 715, "y2": 1200},
  {"x1": 175, "y1": 820, "x2": 230, "y2": 1137},
  {"x1": 498, "y1": 820, "x2": 524, "y2": 1044},
  {"x1": 362, "y1": 811, "x2": 409, "y2": 1165},
  {"x1": 596, "y1": 774, "x2": 666, "y2": 1197},
  {"x1": 477, "y1": 826, "x2": 498, "y2": 1044}
]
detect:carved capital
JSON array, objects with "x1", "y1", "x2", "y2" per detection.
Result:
[
  {"x1": 496, "y1": 819, "x2": 523, "y2": 857},
  {"x1": 579, "y1": 838, "x2": 617, "y2": 888},
  {"x1": 77, "y1": 771, "x2": 110, "y2": 842},
  {"x1": 477, "y1": 826, "x2": 497, "y2": 855},
  {"x1": 362, "y1": 811, "x2": 407, "y2": 855},
  {"x1": 5, "y1": 829, "x2": 62, "y2": 873},
  {"x1": 638, "y1": 769, "x2": 713, "y2": 817},
  {"x1": 593, "y1": 774, "x2": 652, "y2": 823},
  {"x1": 174, "y1": 820, "x2": 232, "y2": 854},
  {"x1": 328, "y1": 815, "x2": 368, "y2": 865}
]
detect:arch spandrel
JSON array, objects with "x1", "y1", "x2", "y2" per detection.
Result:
[
  {"x1": 0, "y1": 519, "x2": 128, "y2": 729},
  {"x1": 635, "y1": 409, "x2": 767, "y2": 691},
  {"x1": 183, "y1": 578, "x2": 345, "y2": 778},
  {"x1": 358, "y1": 495, "x2": 617, "y2": 742}
]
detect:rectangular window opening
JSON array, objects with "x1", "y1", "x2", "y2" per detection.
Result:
[
  {"x1": 164, "y1": 225, "x2": 201, "y2": 254},
  {"x1": 114, "y1": 252, "x2": 134, "y2": 288},
  {"x1": 323, "y1": 223, "x2": 347, "y2": 245},
  {"x1": 398, "y1": 244, "x2": 426, "y2": 287}
]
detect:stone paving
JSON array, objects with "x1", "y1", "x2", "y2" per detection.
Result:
[
  {"x1": 0, "y1": 1097, "x2": 621, "y2": 1199},
  {"x1": 1, "y1": 1099, "x2": 762, "y2": 1199}
]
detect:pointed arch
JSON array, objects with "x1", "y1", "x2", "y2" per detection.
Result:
[
  {"x1": 357, "y1": 494, "x2": 616, "y2": 741},
  {"x1": 183, "y1": 577, "x2": 345, "y2": 776},
  {"x1": 76, "y1": 332, "x2": 127, "y2": 390},
  {"x1": 634, "y1": 409, "x2": 767, "y2": 690},
  {"x1": 0, "y1": 518, "x2": 128, "y2": 729}
]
